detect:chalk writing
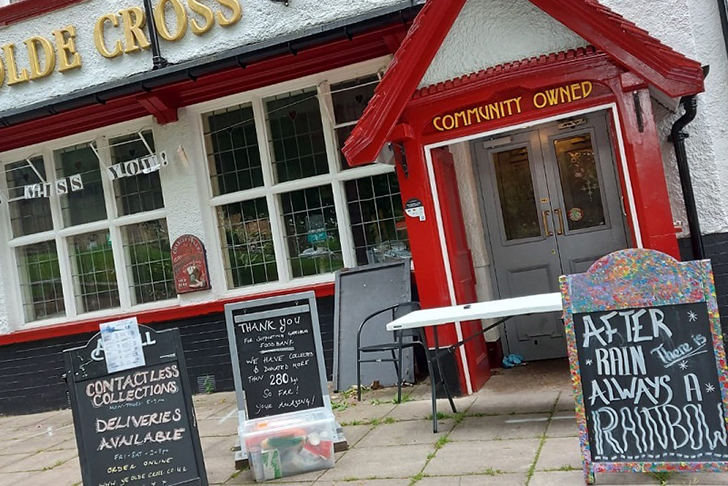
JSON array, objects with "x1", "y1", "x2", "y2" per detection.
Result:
[
  {"x1": 64, "y1": 327, "x2": 207, "y2": 486},
  {"x1": 232, "y1": 308, "x2": 324, "y2": 418},
  {"x1": 574, "y1": 303, "x2": 728, "y2": 463}
]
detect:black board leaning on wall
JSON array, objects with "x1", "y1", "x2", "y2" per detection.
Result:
[
  {"x1": 225, "y1": 291, "x2": 330, "y2": 421},
  {"x1": 64, "y1": 326, "x2": 207, "y2": 486}
]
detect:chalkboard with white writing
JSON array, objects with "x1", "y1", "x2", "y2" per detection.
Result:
[
  {"x1": 560, "y1": 249, "x2": 728, "y2": 484},
  {"x1": 225, "y1": 292, "x2": 329, "y2": 420},
  {"x1": 64, "y1": 326, "x2": 207, "y2": 486}
]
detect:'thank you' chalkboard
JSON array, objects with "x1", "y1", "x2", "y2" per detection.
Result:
[
  {"x1": 64, "y1": 326, "x2": 208, "y2": 486},
  {"x1": 225, "y1": 292, "x2": 330, "y2": 422},
  {"x1": 560, "y1": 249, "x2": 728, "y2": 484}
]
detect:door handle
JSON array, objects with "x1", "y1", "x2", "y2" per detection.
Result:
[
  {"x1": 542, "y1": 210, "x2": 553, "y2": 237},
  {"x1": 554, "y1": 209, "x2": 565, "y2": 235}
]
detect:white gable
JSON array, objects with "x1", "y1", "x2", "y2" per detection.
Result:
[{"x1": 420, "y1": 0, "x2": 587, "y2": 88}]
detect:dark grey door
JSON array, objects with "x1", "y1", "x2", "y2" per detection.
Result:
[{"x1": 474, "y1": 112, "x2": 629, "y2": 360}]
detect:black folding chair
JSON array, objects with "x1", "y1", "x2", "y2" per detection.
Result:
[{"x1": 356, "y1": 302, "x2": 457, "y2": 432}]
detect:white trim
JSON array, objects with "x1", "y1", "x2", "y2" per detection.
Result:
[
  {"x1": 421, "y1": 103, "x2": 643, "y2": 394},
  {"x1": 608, "y1": 106, "x2": 643, "y2": 248}
]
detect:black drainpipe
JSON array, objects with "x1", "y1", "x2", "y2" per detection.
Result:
[
  {"x1": 669, "y1": 95, "x2": 704, "y2": 260},
  {"x1": 142, "y1": 0, "x2": 168, "y2": 69},
  {"x1": 718, "y1": 0, "x2": 728, "y2": 61}
]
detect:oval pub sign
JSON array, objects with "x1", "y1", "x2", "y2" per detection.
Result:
[{"x1": 172, "y1": 235, "x2": 211, "y2": 294}]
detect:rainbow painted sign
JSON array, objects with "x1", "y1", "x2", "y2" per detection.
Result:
[{"x1": 560, "y1": 249, "x2": 728, "y2": 484}]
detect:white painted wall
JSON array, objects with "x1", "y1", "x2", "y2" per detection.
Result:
[
  {"x1": 599, "y1": 0, "x2": 728, "y2": 236},
  {"x1": 420, "y1": 0, "x2": 587, "y2": 88},
  {"x1": 0, "y1": 0, "x2": 414, "y2": 112}
]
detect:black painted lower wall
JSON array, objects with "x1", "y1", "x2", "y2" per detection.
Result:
[
  {"x1": 0, "y1": 296, "x2": 335, "y2": 416},
  {"x1": 679, "y1": 234, "x2": 728, "y2": 336}
]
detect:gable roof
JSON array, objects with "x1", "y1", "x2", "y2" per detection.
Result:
[{"x1": 343, "y1": 0, "x2": 705, "y2": 166}]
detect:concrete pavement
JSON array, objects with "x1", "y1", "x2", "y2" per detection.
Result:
[{"x1": 0, "y1": 360, "x2": 726, "y2": 485}]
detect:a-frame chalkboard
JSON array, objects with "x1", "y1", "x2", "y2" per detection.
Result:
[
  {"x1": 225, "y1": 291, "x2": 331, "y2": 423},
  {"x1": 560, "y1": 249, "x2": 728, "y2": 484},
  {"x1": 64, "y1": 326, "x2": 208, "y2": 486}
]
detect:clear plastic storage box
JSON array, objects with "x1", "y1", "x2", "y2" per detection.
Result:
[{"x1": 241, "y1": 408, "x2": 336, "y2": 482}]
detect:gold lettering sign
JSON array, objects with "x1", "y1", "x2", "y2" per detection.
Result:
[
  {"x1": 433, "y1": 81, "x2": 594, "y2": 132},
  {"x1": 92, "y1": 0, "x2": 242, "y2": 59},
  {"x1": 0, "y1": 0, "x2": 243, "y2": 92}
]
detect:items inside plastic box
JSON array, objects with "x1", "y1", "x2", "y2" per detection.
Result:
[{"x1": 243, "y1": 408, "x2": 336, "y2": 481}]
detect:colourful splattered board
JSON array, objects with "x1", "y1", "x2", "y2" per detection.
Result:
[{"x1": 559, "y1": 249, "x2": 728, "y2": 484}]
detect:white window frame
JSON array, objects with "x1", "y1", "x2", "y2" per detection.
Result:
[
  {"x1": 0, "y1": 117, "x2": 177, "y2": 328},
  {"x1": 190, "y1": 56, "x2": 401, "y2": 296}
]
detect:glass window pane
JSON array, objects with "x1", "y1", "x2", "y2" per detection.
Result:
[
  {"x1": 5, "y1": 157, "x2": 53, "y2": 237},
  {"x1": 68, "y1": 231, "x2": 119, "y2": 313},
  {"x1": 265, "y1": 88, "x2": 328, "y2": 183},
  {"x1": 55, "y1": 142, "x2": 107, "y2": 227},
  {"x1": 493, "y1": 147, "x2": 542, "y2": 241},
  {"x1": 281, "y1": 185, "x2": 342, "y2": 278},
  {"x1": 554, "y1": 134, "x2": 607, "y2": 231},
  {"x1": 331, "y1": 75, "x2": 379, "y2": 125},
  {"x1": 203, "y1": 104, "x2": 263, "y2": 196},
  {"x1": 122, "y1": 219, "x2": 176, "y2": 305},
  {"x1": 109, "y1": 130, "x2": 164, "y2": 216},
  {"x1": 345, "y1": 173, "x2": 410, "y2": 265},
  {"x1": 217, "y1": 198, "x2": 277, "y2": 289},
  {"x1": 17, "y1": 241, "x2": 65, "y2": 321},
  {"x1": 330, "y1": 75, "x2": 379, "y2": 170}
]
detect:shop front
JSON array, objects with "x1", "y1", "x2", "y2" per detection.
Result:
[
  {"x1": 344, "y1": 0, "x2": 706, "y2": 395},
  {"x1": 0, "y1": 0, "x2": 714, "y2": 413},
  {"x1": 0, "y1": 0, "x2": 422, "y2": 414}
]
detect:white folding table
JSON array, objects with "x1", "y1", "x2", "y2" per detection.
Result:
[{"x1": 386, "y1": 292, "x2": 564, "y2": 432}]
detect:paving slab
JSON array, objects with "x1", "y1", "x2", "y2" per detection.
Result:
[
  {"x1": 194, "y1": 392, "x2": 237, "y2": 413},
  {"x1": 541, "y1": 471, "x2": 660, "y2": 485},
  {"x1": 0, "y1": 428, "x2": 75, "y2": 455},
  {"x1": 315, "y1": 480, "x2": 410, "y2": 486},
  {"x1": 24, "y1": 454, "x2": 82, "y2": 486},
  {"x1": 384, "y1": 395, "x2": 475, "y2": 421},
  {"x1": 545, "y1": 413, "x2": 579, "y2": 438},
  {"x1": 201, "y1": 435, "x2": 241, "y2": 485},
  {"x1": 357, "y1": 419, "x2": 453, "y2": 448},
  {"x1": 198, "y1": 413, "x2": 240, "y2": 438},
  {"x1": 535, "y1": 437, "x2": 582, "y2": 471},
  {"x1": 667, "y1": 472, "x2": 728, "y2": 484},
  {"x1": 424, "y1": 438, "x2": 541, "y2": 475},
  {"x1": 449, "y1": 414, "x2": 549, "y2": 441},
  {"x1": 0, "y1": 448, "x2": 77, "y2": 473},
  {"x1": 467, "y1": 391, "x2": 559, "y2": 415},
  {"x1": 318, "y1": 444, "x2": 432, "y2": 480},
  {"x1": 341, "y1": 424, "x2": 373, "y2": 447},
  {"x1": 416, "y1": 473, "x2": 527, "y2": 485},
  {"x1": 333, "y1": 402, "x2": 397, "y2": 426},
  {"x1": 0, "y1": 471, "x2": 38, "y2": 486},
  {"x1": 555, "y1": 389, "x2": 577, "y2": 412}
]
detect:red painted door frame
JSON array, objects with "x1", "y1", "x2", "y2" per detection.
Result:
[{"x1": 394, "y1": 52, "x2": 679, "y2": 394}]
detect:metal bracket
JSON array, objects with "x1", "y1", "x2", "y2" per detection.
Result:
[{"x1": 633, "y1": 92, "x2": 644, "y2": 133}]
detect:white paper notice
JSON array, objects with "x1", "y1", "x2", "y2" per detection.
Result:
[{"x1": 100, "y1": 317, "x2": 146, "y2": 374}]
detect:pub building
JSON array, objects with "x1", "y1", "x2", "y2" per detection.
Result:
[{"x1": 0, "y1": 0, "x2": 725, "y2": 413}]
